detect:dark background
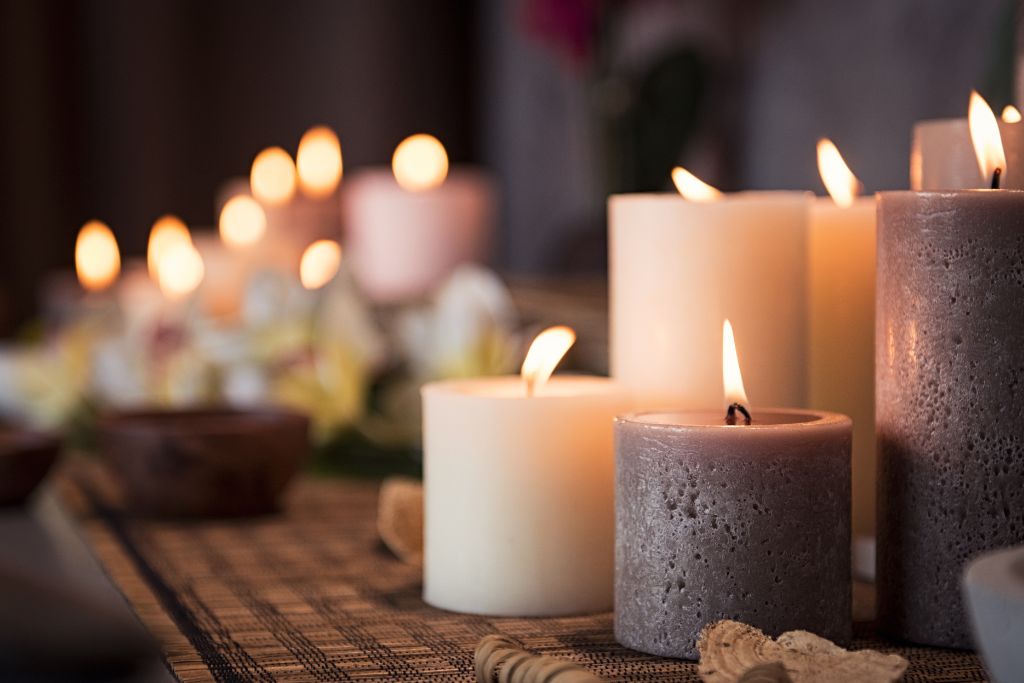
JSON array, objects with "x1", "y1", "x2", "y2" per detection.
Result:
[{"x1": 0, "y1": 0, "x2": 1018, "y2": 336}]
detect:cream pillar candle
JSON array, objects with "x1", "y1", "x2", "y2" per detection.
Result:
[
  {"x1": 422, "y1": 328, "x2": 631, "y2": 616},
  {"x1": 911, "y1": 91, "x2": 1023, "y2": 190},
  {"x1": 610, "y1": 173, "x2": 808, "y2": 410},
  {"x1": 809, "y1": 140, "x2": 877, "y2": 544},
  {"x1": 343, "y1": 135, "x2": 495, "y2": 304}
]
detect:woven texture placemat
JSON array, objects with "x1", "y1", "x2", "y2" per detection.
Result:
[{"x1": 67, "y1": 474, "x2": 988, "y2": 682}]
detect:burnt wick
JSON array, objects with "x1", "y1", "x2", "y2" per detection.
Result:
[
  {"x1": 991, "y1": 167, "x2": 1002, "y2": 190},
  {"x1": 725, "y1": 403, "x2": 752, "y2": 426}
]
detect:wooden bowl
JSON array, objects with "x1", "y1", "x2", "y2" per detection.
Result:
[
  {"x1": 99, "y1": 408, "x2": 310, "y2": 517},
  {"x1": 0, "y1": 430, "x2": 60, "y2": 506}
]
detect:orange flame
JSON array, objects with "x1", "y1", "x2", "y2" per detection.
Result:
[
  {"x1": 299, "y1": 240, "x2": 342, "y2": 290},
  {"x1": 520, "y1": 325, "x2": 576, "y2": 396},
  {"x1": 75, "y1": 220, "x2": 120, "y2": 291},
  {"x1": 816, "y1": 138, "x2": 862, "y2": 208},
  {"x1": 250, "y1": 147, "x2": 297, "y2": 205},
  {"x1": 968, "y1": 91, "x2": 1006, "y2": 186},
  {"x1": 722, "y1": 319, "x2": 749, "y2": 409},
  {"x1": 392, "y1": 134, "x2": 448, "y2": 191},
  {"x1": 219, "y1": 195, "x2": 267, "y2": 248},
  {"x1": 670, "y1": 166, "x2": 722, "y2": 202},
  {"x1": 297, "y1": 126, "x2": 343, "y2": 198}
]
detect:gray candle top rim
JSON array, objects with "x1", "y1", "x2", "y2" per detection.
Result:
[
  {"x1": 879, "y1": 189, "x2": 1024, "y2": 200},
  {"x1": 616, "y1": 408, "x2": 850, "y2": 432}
]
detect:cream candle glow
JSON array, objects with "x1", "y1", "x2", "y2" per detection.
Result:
[
  {"x1": 343, "y1": 134, "x2": 495, "y2": 304},
  {"x1": 610, "y1": 169, "x2": 809, "y2": 410},
  {"x1": 614, "y1": 321, "x2": 852, "y2": 660},
  {"x1": 422, "y1": 326, "x2": 631, "y2": 616},
  {"x1": 808, "y1": 139, "x2": 877, "y2": 545},
  {"x1": 911, "y1": 91, "x2": 1024, "y2": 190}
]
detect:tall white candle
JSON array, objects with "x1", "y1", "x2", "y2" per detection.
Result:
[
  {"x1": 809, "y1": 140, "x2": 876, "y2": 545},
  {"x1": 343, "y1": 135, "x2": 495, "y2": 304},
  {"x1": 609, "y1": 176, "x2": 809, "y2": 410},
  {"x1": 422, "y1": 328, "x2": 630, "y2": 616}
]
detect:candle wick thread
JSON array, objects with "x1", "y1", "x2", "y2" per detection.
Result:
[
  {"x1": 992, "y1": 168, "x2": 1002, "y2": 190},
  {"x1": 524, "y1": 377, "x2": 534, "y2": 398},
  {"x1": 725, "y1": 403, "x2": 751, "y2": 425}
]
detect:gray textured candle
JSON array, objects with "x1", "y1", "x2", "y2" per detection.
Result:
[
  {"x1": 614, "y1": 409, "x2": 852, "y2": 660},
  {"x1": 876, "y1": 191, "x2": 1024, "y2": 648}
]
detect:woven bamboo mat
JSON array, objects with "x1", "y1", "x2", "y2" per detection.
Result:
[{"x1": 65, "y1": 473, "x2": 988, "y2": 682}]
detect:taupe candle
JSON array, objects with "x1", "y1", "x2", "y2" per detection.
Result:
[
  {"x1": 876, "y1": 191, "x2": 1024, "y2": 648},
  {"x1": 614, "y1": 408, "x2": 852, "y2": 660}
]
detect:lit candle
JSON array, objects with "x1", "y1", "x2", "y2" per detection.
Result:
[
  {"x1": 911, "y1": 90, "x2": 1024, "y2": 190},
  {"x1": 808, "y1": 139, "x2": 877, "y2": 560},
  {"x1": 877, "y1": 99, "x2": 1024, "y2": 648},
  {"x1": 75, "y1": 220, "x2": 120, "y2": 292},
  {"x1": 343, "y1": 134, "x2": 496, "y2": 303},
  {"x1": 609, "y1": 169, "x2": 809, "y2": 410},
  {"x1": 614, "y1": 320, "x2": 852, "y2": 660},
  {"x1": 299, "y1": 239, "x2": 342, "y2": 291},
  {"x1": 422, "y1": 326, "x2": 631, "y2": 616}
]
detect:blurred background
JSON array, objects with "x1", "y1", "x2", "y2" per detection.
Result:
[{"x1": 0, "y1": 0, "x2": 1018, "y2": 337}]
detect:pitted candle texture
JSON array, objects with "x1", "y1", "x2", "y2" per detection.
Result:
[
  {"x1": 614, "y1": 411, "x2": 851, "y2": 660},
  {"x1": 876, "y1": 191, "x2": 1024, "y2": 649}
]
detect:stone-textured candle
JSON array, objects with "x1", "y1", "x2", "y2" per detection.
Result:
[
  {"x1": 876, "y1": 192, "x2": 1024, "y2": 651},
  {"x1": 615, "y1": 409, "x2": 852, "y2": 660},
  {"x1": 911, "y1": 118, "x2": 1023, "y2": 190},
  {"x1": 876, "y1": 191, "x2": 1024, "y2": 648},
  {"x1": 423, "y1": 376, "x2": 631, "y2": 616}
]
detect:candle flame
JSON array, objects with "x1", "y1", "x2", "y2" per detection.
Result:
[
  {"x1": 147, "y1": 215, "x2": 191, "y2": 281},
  {"x1": 968, "y1": 91, "x2": 1006, "y2": 186},
  {"x1": 157, "y1": 242, "x2": 204, "y2": 299},
  {"x1": 75, "y1": 220, "x2": 120, "y2": 291},
  {"x1": 521, "y1": 325, "x2": 576, "y2": 396},
  {"x1": 816, "y1": 138, "x2": 861, "y2": 208},
  {"x1": 219, "y1": 195, "x2": 267, "y2": 248},
  {"x1": 250, "y1": 147, "x2": 297, "y2": 205},
  {"x1": 299, "y1": 239, "x2": 342, "y2": 290},
  {"x1": 392, "y1": 134, "x2": 448, "y2": 191},
  {"x1": 722, "y1": 319, "x2": 749, "y2": 408},
  {"x1": 296, "y1": 126, "x2": 343, "y2": 198},
  {"x1": 670, "y1": 166, "x2": 722, "y2": 202},
  {"x1": 1002, "y1": 105, "x2": 1022, "y2": 123}
]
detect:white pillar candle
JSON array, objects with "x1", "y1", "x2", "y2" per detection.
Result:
[
  {"x1": 809, "y1": 139, "x2": 878, "y2": 545},
  {"x1": 343, "y1": 135, "x2": 495, "y2": 304},
  {"x1": 422, "y1": 327, "x2": 630, "y2": 616},
  {"x1": 911, "y1": 92, "x2": 1023, "y2": 190},
  {"x1": 808, "y1": 198, "x2": 875, "y2": 537},
  {"x1": 610, "y1": 182, "x2": 809, "y2": 410}
]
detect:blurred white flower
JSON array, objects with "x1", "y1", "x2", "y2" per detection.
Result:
[{"x1": 397, "y1": 265, "x2": 519, "y2": 379}]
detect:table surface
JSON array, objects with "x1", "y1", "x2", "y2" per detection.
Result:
[{"x1": 46, "y1": 467, "x2": 990, "y2": 683}]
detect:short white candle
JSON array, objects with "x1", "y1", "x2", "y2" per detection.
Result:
[
  {"x1": 422, "y1": 327, "x2": 631, "y2": 616},
  {"x1": 609, "y1": 169, "x2": 809, "y2": 410}
]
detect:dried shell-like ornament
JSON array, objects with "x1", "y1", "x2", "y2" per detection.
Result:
[
  {"x1": 697, "y1": 620, "x2": 907, "y2": 683},
  {"x1": 377, "y1": 477, "x2": 423, "y2": 565},
  {"x1": 475, "y1": 634, "x2": 605, "y2": 683}
]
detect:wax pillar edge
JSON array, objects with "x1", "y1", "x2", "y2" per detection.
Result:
[{"x1": 876, "y1": 190, "x2": 1024, "y2": 648}]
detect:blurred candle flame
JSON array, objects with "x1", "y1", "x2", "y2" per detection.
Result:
[
  {"x1": 722, "y1": 319, "x2": 749, "y2": 409},
  {"x1": 147, "y1": 215, "x2": 191, "y2": 281},
  {"x1": 75, "y1": 220, "x2": 120, "y2": 291},
  {"x1": 300, "y1": 239, "x2": 342, "y2": 290},
  {"x1": 157, "y1": 242, "x2": 204, "y2": 300},
  {"x1": 520, "y1": 325, "x2": 576, "y2": 397},
  {"x1": 250, "y1": 147, "x2": 297, "y2": 205},
  {"x1": 968, "y1": 91, "x2": 1006, "y2": 186},
  {"x1": 670, "y1": 166, "x2": 722, "y2": 202},
  {"x1": 816, "y1": 138, "x2": 862, "y2": 208},
  {"x1": 1002, "y1": 105, "x2": 1022, "y2": 123},
  {"x1": 296, "y1": 126, "x2": 343, "y2": 198},
  {"x1": 392, "y1": 134, "x2": 448, "y2": 191},
  {"x1": 219, "y1": 195, "x2": 267, "y2": 248}
]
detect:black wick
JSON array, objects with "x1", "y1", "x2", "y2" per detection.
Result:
[
  {"x1": 725, "y1": 403, "x2": 751, "y2": 425},
  {"x1": 992, "y1": 168, "x2": 1002, "y2": 190}
]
